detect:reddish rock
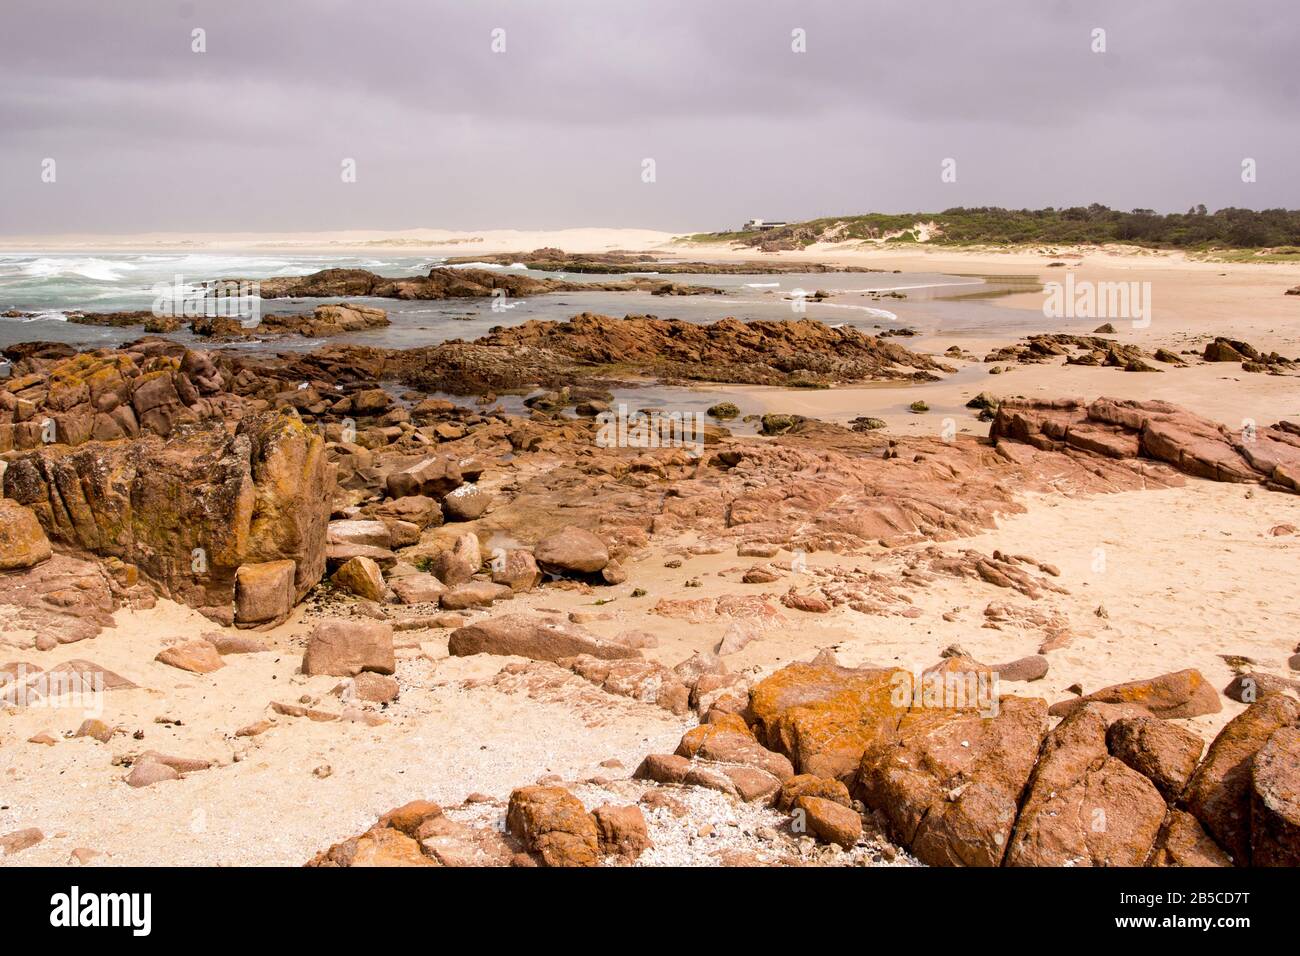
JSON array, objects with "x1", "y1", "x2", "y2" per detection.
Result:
[
  {"x1": 0, "y1": 499, "x2": 52, "y2": 570},
  {"x1": 506, "y1": 786, "x2": 600, "y2": 867},
  {"x1": 448, "y1": 613, "x2": 640, "y2": 663},
  {"x1": 777, "y1": 774, "x2": 852, "y2": 811},
  {"x1": 330, "y1": 556, "x2": 387, "y2": 602},
  {"x1": 1105, "y1": 715, "x2": 1204, "y2": 800},
  {"x1": 1048, "y1": 668, "x2": 1220, "y2": 720},
  {"x1": 561, "y1": 655, "x2": 690, "y2": 715},
  {"x1": 0, "y1": 827, "x2": 44, "y2": 857},
  {"x1": 301, "y1": 620, "x2": 395, "y2": 677},
  {"x1": 1250, "y1": 726, "x2": 1300, "y2": 866},
  {"x1": 746, "y1": 662, "x2": 909, "y2": 781},
  {"x1": 1006, "y1": 705, "x2": 1167, "y2": 867},
  {"x1": 155, "y1": 639, "x2": 225, "y2": 674},
  {"x1": 125, "y1": 760, "x2": 180, "y2": 788},
  {"x1": 491, "y1": 549, "x2": 542, "y2": 592},
  {"x1": 857, "y1": 696, "x2": 1048, "y2": 867},
  {"x1": 534, "y1": 526, "x2": 609, "y2": 575},
  {"x1": 233, "y1": 559, "x2": 297, "y2": 626},
  {"x1": 633, "y1": 753, "x2": 691, "y2": 784},
  {"x1": 1147, "y1": 810, "x2": 1232, "y2": 867},
  {"x1": 794, "y1": 795, "x2": 862, "y2": 848},
  {"x1": 1185, "y1": 694, "x2": 1299, "y2": 864},
  {"x1": 676, "y1": 723, "x2": 795, "y2": 780},
  {"x1": 593, "y1": 804, "x2": 651, "y2": 859}
]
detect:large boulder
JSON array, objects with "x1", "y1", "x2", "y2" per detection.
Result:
[
  {"x1": 1250, "y1": 726, "x2": 1300, "y2": 866},
  {"x1": 1184, "y1": 694, "x2": 1299, "y2": 864},
  {"x1": 856, "y1": 696, "x2": 1048, "y2": 867},
  {"x1": 385, "y1": 455, "x2": 463, "y2": 500},
  {"x1": 3, "y1": 411, "x2": 335, "y2": 621},
  {"x1": 447, "y1": 614, "x2": 640, "y2": 662},
  {"x1": 534, "y1": 526, "x2": 609, "y2": 575},
  {"x1": 0, "y1": 499, "x2": 52, "y2": 570},
  {"x1": 506, "y1": 786, "x2": 600, "y2": 867},
  {"x1": 746, "y1": 662, "x2": 909, "y2": 781},
  {"x1": 1147, "y1": 810, "x2": 1232, "y2": 867},
  {"x1": 301, "y1": 620, "x2": 395, "y2": 677},
  {"x1": 1006, "y1": 705, "x2": 1167, "y2": 867}
]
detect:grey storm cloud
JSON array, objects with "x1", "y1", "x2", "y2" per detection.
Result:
[{"x1": 1, "y1": 0, "x2": 1297, "y2": 234}]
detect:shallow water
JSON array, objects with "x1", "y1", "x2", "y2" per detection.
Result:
[{"x1": 0, "y1": 251, "x2": 1055, "y2": 354}]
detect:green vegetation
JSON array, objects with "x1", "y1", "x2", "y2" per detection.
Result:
[
  {"x1": 909, "y1": 400, "x2": 930, "y2": 414},
  {"x1": 687, "y1": 205, "x2": 1300, "y2": 252}
]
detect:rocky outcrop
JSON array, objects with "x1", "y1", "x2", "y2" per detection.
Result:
[
  {"x1": 992, "y1": 397, "x2": 1300, "y2": 493},
  {"x1": 0, "y1": 499, "x2": 52, "y2": 570},
  {"x1": 1006, "y1": 705, "x2": 1168, "y2": 867},
  {"x1": 3, "y1": 410, "x2": 335, "y2": 622},
  {"x1": 856, "y1": 697, "x2": 1048, "y2": 867},
  {"x1": 231, "y1": 267, "x2": 718, "y2": 302}
]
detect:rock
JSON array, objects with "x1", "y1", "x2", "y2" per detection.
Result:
[
  {"x1": 723, "y1": 766, "x2": 783, "y2": 804},
  {"x1": 746, "y1": 662, "x2": 909, "y2": 781},
  {"x1": 1147, "y1": 810, "x2": 1232, "y2": 867},
  {"x1": 234, "y1": 559, "x2": 297, "y2": 626},
  {"x1": 491, "y1": 549, "x2": 541, "y2": 592},
  {"x1": 1185, "y1": 694, "x2": 1299, "y2": 864},
  {"x1": 857, "y1": 697, "x2": 1048, "y2": 867},
  {"x1": 350, "y1": 672, "x2": 400, "y2": 704},
  {"x1": 3, "y1": 410, "x2": 334, "y2": 617},
  {"x1": 1048, "y1": 668, "x2": 1220, "y2": 720},
  {"x1": 1250, "y1": 726, "x2": 1300, "y2": 866},
  {"x1": 371, "y1": 495, "x2": 441, "y2": 530},
  {"x1": 326, "y1": 519, "x2": 391, "y2": 550},
  {"x1": 68, "y1": 847, "x2": 106, "y2": 866},
  {"x1": 330, "y1": 556, "x2": 387, "y2": 602},
  {"x1": 593, "y1": 804, "x2": 651, "y2": 859},
  {"x1": 428, "y1": 533, "x2": 481, "y2": 586},
  {"x1": 385, "y1": 455, "x2": 463, "y2": 499},
  {"x1": 1106, "y1": 715, "x2": 1204, "y2": 800},
  {"x1": 204, "y1": 633, "x2": 269, "y2": 655},
  {"x1": 74, "y1": 718, "x2": 114, "y2": 743},
  {"x1": 1224, "y1": 672, "x2": 1300, "y2": 703},
  {"x1": 634, "y1": 753, "x2": 692, "y2": 784},
  {"x1": 0, "y1": 828, "x2": 44, "y2": 857},
  {"x1": 448, "y1": 613, "x2": 640, "y2": 662},
  {"x1": 440, "y1": 581, "x2": 512, "y2": 610},
  {"x1": 0, "y1": 499, "x2": 52, "y2": 570},
  {"x1": 379, "y1": 800, "x2": 443, "y2": 837},
  {"x1": 442, "y1": 483, "x2": 493, "y2": 521},
  {"x1": 995, "y1": 655, "x2": 1050, "y2": 682},
  {"x1": 794, "y1": 795, "x2": 862, "y2": 848},
  {"x1": 301, "y1": 620, "x2": 395, "y2": 676},
  {"x1": 562, "y1": 655, "x2": 690, "y2": 714},
  {"x1": 1006, "y1": 705, "x2": 1167, "y2": 867},
  {"x1": 507, "y1": 786, "x2": 600, "y2": 867},
  {"x1": 676, "y1": 723, "x2": 795, "y2": 780},
  {"x1": 389, "y1": 573, "x2": 446, "y2": 605},
  {"x1": 534, "y1": 526, "x2": 610, "y2": 575},
  {"x1": 155, "y1": 639, "x2": 225, "y2": 674},
  {"x1": 777, "y1": 774, "x2": 852, "y2": 811},
  {"x1": 125, "y1": 759, "x2": 180, "y2": 788},
  {"x1": 350, "y1": 827, "x2": 435, "y2": 867}
]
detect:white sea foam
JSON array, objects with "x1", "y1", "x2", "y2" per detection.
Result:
[{"x1": 20, "y1": 257, "x2": 138, "y2": 282}]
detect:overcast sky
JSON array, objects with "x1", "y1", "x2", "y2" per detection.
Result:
[{"x1": 1, "y1": 0, "x2": 1296, "y2": 234}]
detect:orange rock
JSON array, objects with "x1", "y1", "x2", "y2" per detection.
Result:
[
  {"x1": 747, "y1": 662, "x2": 910, "y2": 780},
  {"x1": 794, "y1": 795, "x2": 862, "y2": 848},
  {"x1": 1048, "y1": 668, "x2": 1220, "y2": 720},
  {"x1": 155, "y1": 639, "x2": 225, "y2": 674},
  {"x1": 506, "y1": 786, "x2": 600, "y2": 867}
]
